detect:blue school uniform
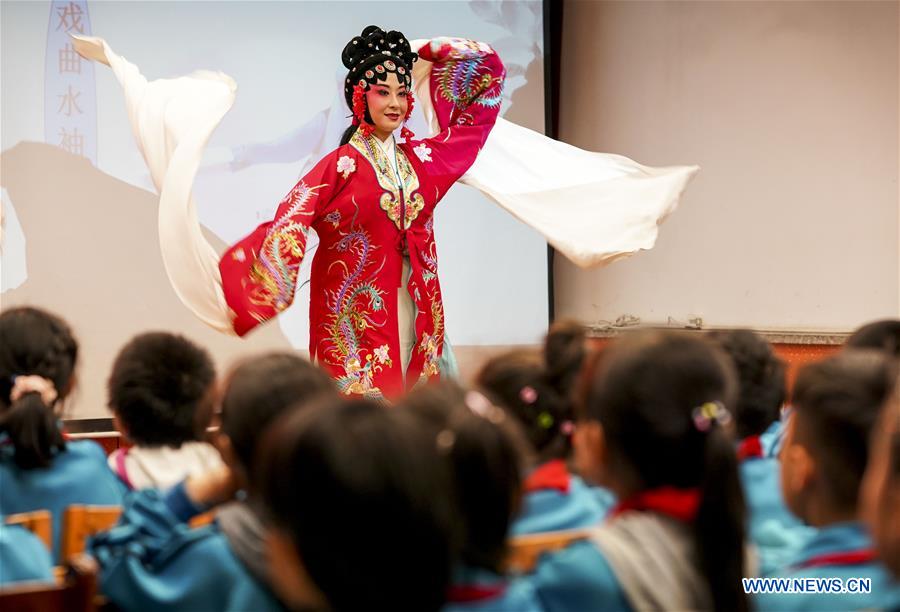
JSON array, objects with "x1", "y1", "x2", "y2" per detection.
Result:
[
  {"x1": 511, "y1": 460, "x2": 613, "y2": 536},
  {"x1": 737, "y1": 434, "x2": 813, "y2": 575},
  {"x1": 528, "y1": 539, "x2": 631, "y2": 612},
  {"x1": 759, "y1": 418, "x2": 786, "y2": 458},
  {"x1": 0, "y1": 519, "x2": 54, "y2": 585},
  {"x1": 0, "y1": 439, "x2": 126, "y2": 561},
  {"x1": 755, "y1": 522, "x2": 900, "y2": 611},
  {"x1": 444, "y1": 565, "x2": 543, "y2": 612},
  {"x1": 88, "y1": 482, "x2": 282, "y2": 612}
]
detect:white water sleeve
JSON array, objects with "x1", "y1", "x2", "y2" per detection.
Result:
[
  {"x1": 72, "y1": 34, "x2": 234, "y2": 333},
  {"x1": 410, "y1": 39, "x2": 699, "y2": 268}
]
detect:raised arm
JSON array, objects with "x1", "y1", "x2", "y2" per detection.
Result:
[
  {"x1": 219, "y1": 149, "x2": 347, "y2": 336},
  {"x1": 411, "y1": 38, "x2": 506, "y2": 196}
]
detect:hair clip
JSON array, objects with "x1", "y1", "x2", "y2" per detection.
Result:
[
  {"x1": 519, "y1": 385, "x2": 538, "y2": 405},
  {"x1": 537, "y1": 411, "x2": 554, "y2": 429},
  {"x1": 465, "y1": 391, "x2": 505, "y2": 425},
  {"x1": 692, "y1": 401, "x2": 731, "y2": 432}
]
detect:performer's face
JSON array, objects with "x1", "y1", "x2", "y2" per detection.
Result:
[{"x1": 366, "y1": 72, "x2": 409, "y2": 140}]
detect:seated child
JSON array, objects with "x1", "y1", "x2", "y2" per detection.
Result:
[
  {"x1": 257, "y1": 396, "x2": 458, "y2": 612},
  {"x1": 477, "y1": 321, "x2": 613, "y2": 535},
  {"x1": 756, "y1": 350, "x2": 900, "y2": 610},
  {"x1": 530, "y1": 330, "x2": 750, "y2": 612},
  {"x1": 846, "y1": 318, "x2": 900, "y2": 356},
  {"x1": 400, "y1": 381, "x2": 543, "y2": 612},
  {"x1": 106, "y1": 332, "x2": 223, "y2": 489},
  {"x1": 861, "y1": 382, "x2": 900, "y2": 588},
  {"x1": 89, "y1": 352, "x2": 335, "y2": 611},
  {"x1": 709, "y1": 329, "x2": 811, "y2": 573},
  {"x1": 0, "y1": 307, "x2": 125, "y2": 561},
  {"x1": 0, "y1": 518, "x2": 53, "y2": 585}
]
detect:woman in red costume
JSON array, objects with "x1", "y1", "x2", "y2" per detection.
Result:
[{"x1": 220, "y1": 27, "x2": 504, "y2": 399}]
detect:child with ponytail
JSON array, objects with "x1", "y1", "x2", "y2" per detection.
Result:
[
  {"x1": 476, "y1": 321, "x2": 613, "y2": 536},
  {"x1": 0, "y1": 307, "x2": 125, "y2": 560},
  {"x1": 530, "y1": 330, "x2": 749, "y2": 612}
]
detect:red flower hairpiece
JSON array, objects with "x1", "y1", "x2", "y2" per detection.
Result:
[
  {"x1": 401, "y1": 89, "x2": 415, "y2": 141},
  {"x1": 352, "y1": 84, "x2": 374, "y2": 137}
]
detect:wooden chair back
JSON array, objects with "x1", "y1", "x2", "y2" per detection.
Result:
[
  {"x1": 5, "y1": 510, "x2": 52, "y2": 551},
  {"x1": 506, "y1": 528, "x2": 591, "y2": 574},
  {"x1": 0, "y1": 554, "x2": 98, "y2": 612},
  {"x1": 60, "y1": 506, "x2": 122, "y2": 561}
]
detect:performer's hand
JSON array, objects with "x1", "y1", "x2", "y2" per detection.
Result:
[{"x1": 184, "y1": 466, "x2": 240, "y2": 507}]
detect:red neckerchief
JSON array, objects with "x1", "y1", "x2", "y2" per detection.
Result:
[
  {"x1": 737, "y1": 435, "x2": 764, "y2": 461},
  {"x1": 445, "y1": 584, "x2": 507, "y2": 603},
  {"x1": 523, "y1": 459, "x2": 571, "y2": 494},
  {"x1": 610, "y1": 487, "x2": 701, "y2": 523},
  {"x1": 796, "y1": 549, "x2": 877, "y2": 569}
]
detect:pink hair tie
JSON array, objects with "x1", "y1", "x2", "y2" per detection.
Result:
[
  {"x1": 519, "y1": 385, "x2": 538, "y2": 404},
  {"x1": 10, "y1": 375, "x2": 58, "y2": 405}
]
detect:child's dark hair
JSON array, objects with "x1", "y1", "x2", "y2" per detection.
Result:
[
  {"x1": 399, "y1": 380, "x2": 527, "y2": 574},
  {"x1": 0, "y1": 307, "x2": 77, "y2": 469},
  {"x1": 257, "y1": 397, "x2": 455, "y2": 612},
  {"x1": 476, "y1": 320, "x2": 587, "y2": 462},
  {"x1": 221, "y1": 353, "x2": 335, "y2": 475},
  {"x1": 582, "y1": 330, "x2": 747, "y2": 612},
  {"x1": 708, "y1": 329, "x2": 786, "y2": 439},
  {"x1": 791, "y1": 349, "x2": 896, "y2": 513},
  {"x1": 846, "y1": 319, "x2": 900, "y2": 357},
  {"x1": 107, "y1": 332, "x2": 215, "y2": 447}
]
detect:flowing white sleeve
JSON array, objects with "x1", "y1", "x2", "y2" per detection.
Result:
[
  {"x1": 410, "y1": 39, "x2": 699, "y2": 268},
  {"x1": 71, "y1": 35, "x2": 235, "y2": 333}
]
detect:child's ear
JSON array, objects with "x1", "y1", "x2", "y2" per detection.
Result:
[
  {"x1": 573, "y1": 419, "x2": 607, "y2": 485},
  {"x1": 781, "y1": 439, "x2": 815, "y2": 521},
  {"x1": 111, "y1": 413, "x2": 131, "y2": 444}
]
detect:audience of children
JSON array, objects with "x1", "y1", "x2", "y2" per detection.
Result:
[
  {"x1": 2, "y1": 304, "x2": 899, "y2": 611},
  {"x1": 476, "y1": 321, "x2": 614, "y2": 536},
  {"x1": 0, "y1": 307, "x2": 125, "y2": 561},
  {"x1": 399, "y1": 381, "x2": 543, "y2": 611},
  {"x1": 757, "y1": 350, "x2": 900, "y2": 611},
  {"x1": 87, "y1": 352, "x2": 335, "y2": 610},
  {"x1": 106, "y1": 332, "x2": 223, "y2": 489},
  {"x1": 709, "y1": 329, "x2": 812, "y2": 573}
]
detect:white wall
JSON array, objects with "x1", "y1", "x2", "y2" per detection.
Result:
[{"x1": 556, "y1": 0, "x2": 899, "y2": 332}]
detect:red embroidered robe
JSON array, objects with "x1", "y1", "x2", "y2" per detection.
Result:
[{"x1": 219, "y1": 39, "x2": 505, "y2": 399}]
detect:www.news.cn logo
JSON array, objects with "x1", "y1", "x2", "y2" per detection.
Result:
[{"x1": 743, "y1": 577, "x2": 872, "y2": 594}]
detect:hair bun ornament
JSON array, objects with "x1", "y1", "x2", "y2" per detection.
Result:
[
  {"x1": 341, "y1": 25, "x2": 418, "y2": 111},
  {"x1": 691, "y1": 400, "x2": 731, "y2": 432}
]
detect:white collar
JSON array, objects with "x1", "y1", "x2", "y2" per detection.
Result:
[{"x1": 373, "y1": 133, "x2": 395, "y2": 158}]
